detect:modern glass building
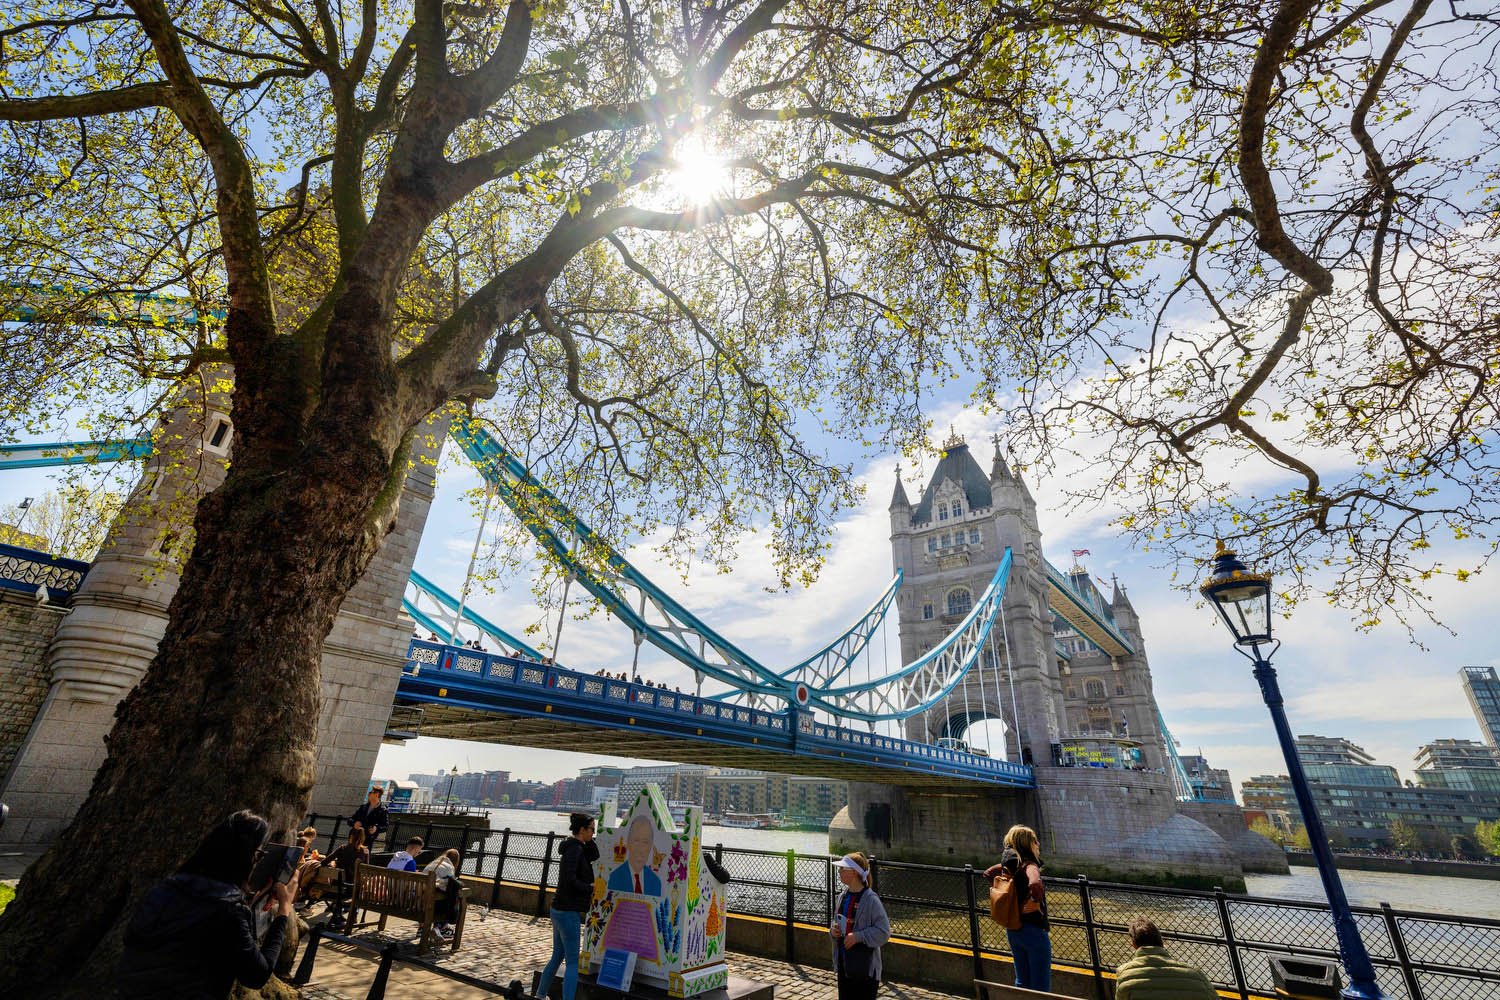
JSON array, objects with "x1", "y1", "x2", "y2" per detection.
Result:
[
  {"x1": 1237, "y1": 734, "x2": 1500, "y2": 848},
  {"x1": 1414, "y1": 738, "x2": 1500, "y2": 793},
  {"x1": 1462, "y1": 665, "x2": 1500, "y2": 747}
]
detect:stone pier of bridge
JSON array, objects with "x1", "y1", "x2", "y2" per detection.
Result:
[{"x1": 0, "y1": 379, "x2": 447, "y2": 847}]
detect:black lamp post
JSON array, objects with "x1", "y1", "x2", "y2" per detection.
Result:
[{"x1": 1200, "y1": 541, "x2": 1384, "y2": 1000}]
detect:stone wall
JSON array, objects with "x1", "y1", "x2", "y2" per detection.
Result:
[
  {"x1": 1177, "y1": 799, "x2": 1289, "y2": 874},
  {"x1": 0, "y1": 591, "x2": 67, "y2": 787},
  {"x1": 1033, "y1": 766, "x2": 1244, "y2": 889},
  {"x1": 830, "y1": 780, "x2": 1036, "y2": 866}
]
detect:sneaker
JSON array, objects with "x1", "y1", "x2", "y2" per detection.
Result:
[{"x1": 437, "y1": 923, "x2": 454, "y2": 939}]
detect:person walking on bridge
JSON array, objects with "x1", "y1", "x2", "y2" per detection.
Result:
[
  {"x1": 1113, "y1": 917, "x2": 1218, "y2": 999},
  {"x1": 985, "y1": 824, "x2": 1051, "y2": 992}
]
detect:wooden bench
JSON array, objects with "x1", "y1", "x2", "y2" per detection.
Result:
[
  {"x1": 975, "y1": 979, "x2": 1082, "y2": 1000},
  {"x1": 345, "y1": 862, "x2": 471, "y2": 953}
]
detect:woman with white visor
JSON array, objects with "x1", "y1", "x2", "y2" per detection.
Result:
[{"x1": 830, "y1": 852, "x2": 892, "y2": 999}]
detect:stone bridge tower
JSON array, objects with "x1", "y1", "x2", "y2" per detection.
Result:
[
  {"x1": 888, "y1": 432, "x2": 1063, "y2": 766},
  {"x1": 830, "y1": 433, "x2": 1280, "y2": 885},
  {"x1": 0, "y1": 374, "x2": 444, "y2": 846}
]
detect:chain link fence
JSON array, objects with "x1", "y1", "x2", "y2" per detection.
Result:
[{"x1": 307, "y1": 814, "x2": 1500, "y2": 1000}]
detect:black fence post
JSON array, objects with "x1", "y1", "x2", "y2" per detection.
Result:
[
  {"x1": 328, "y1": 817, "x2": 344, "y2": 855},
  {"x1": 785, "y1": 849, "x2": 797, "y2": 964},
  {"x1": 867, "y1": 855, "x2": 880, "y2": 892},
  {"x1": 1077, "y1": 874, "x2": 1107, "y2": 1000},
  {"x1": 824, "y1": 852, "x2": 835, "y2": 928},
  {"x1": 537, "y1": 831, "x2": 557, "y2": 916},
  {"x1": 964, "y1": 864, "x2": 984, "y2": 984},
  {"x1": 365, "y1": 942, "x2": 399, "y2": 1000},
  {"x1": 1214, "y1": 887, "x2": 1249, "y2": 1000},
  {"x1": 292, "y1": 924, "x2": 324, "y2": 986},
  {"x1": 462, "y1": 823, "x2": 473, "y2": 866},
  {"x1": 424, "y1": 821, "x2": 435, "y2": 851},
  {"x1": 1381, "y1": 902, "x2": 1424, "y2": 1000},
  {"x1": 491, "y1": 829, "x2": 512, "y2": 910}
]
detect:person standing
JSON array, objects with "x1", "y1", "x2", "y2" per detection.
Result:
[
  {"x1": 350, "y1": 786, "x2": 389, "y2": 850},
  {"x1": 117, "y1": 810, "x2": 298, "y2": 999},
  {"x1": 985, "y1": 824, "x2": 1051, "y2": 992},
  {"x1": 830, "y1": 852, "x2": 891, "y2": 1000},
  {"x1": 1113, "y1": 917, "x2": 1219, "y2": 999},
  {"x1": 538, "y1": 813, "x2": 600, "y2": 1000}
]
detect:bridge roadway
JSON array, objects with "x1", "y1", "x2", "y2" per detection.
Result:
[{"x1": 398, "y1": 640, "x2": 1036, "y2": 789}]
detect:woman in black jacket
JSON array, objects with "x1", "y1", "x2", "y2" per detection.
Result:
[
  {"x1": 117, "y1": 810, "x2": 297, "y2": 999},
  {"x1": 536, "y1": 812, "x2": 599, "y2": 1000}
]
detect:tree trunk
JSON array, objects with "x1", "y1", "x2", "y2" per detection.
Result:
[{"x1": 0, "y1": 408, "x2": 407, "y2": 996}]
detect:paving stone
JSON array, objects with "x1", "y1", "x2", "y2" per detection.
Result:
[{"x1": 302, "y1": 906, "x2": 967, "y2": 999}]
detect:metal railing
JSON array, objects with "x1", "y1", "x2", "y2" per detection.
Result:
[
  {"x1": 301, "y1": 819, "x2": 1500, "y2": 1000},
  {"x1": 0, "y1": 543, "x2": 89, "y2": 600}
]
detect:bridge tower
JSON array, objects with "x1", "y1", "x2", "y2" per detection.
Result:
[
  {"x1": 832, "y1": 432, "x2": 1259, "y2": 886},
  {"x1": 0, "y1": 373, "x2": 443, "y2": 846},
  {"x1": 889, "y1": 432, "x2": 1063, "y2": 765}
]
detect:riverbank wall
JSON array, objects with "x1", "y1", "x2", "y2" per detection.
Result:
[{"x1": 1285, "y1": 851, "x2": 1500, "y2": 881}]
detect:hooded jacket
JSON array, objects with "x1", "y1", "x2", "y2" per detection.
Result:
[
  {"x1": 1114, "y1": 946, "x2": 1220, "y2": 1000},
  {"x1": 552, "y1": 836, "x2": 600, "y2": 912},
  {"x1": 116, "y1": 872, "x2": 287, "y2": 999}
]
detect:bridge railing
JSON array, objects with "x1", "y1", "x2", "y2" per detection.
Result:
[
  {"x1": 305, "y1": 818, "x2": 1498, "y2": 1000},
  {"x1": 402, "y1": 639, "x2": 1036, "y2": 787},
  {"x1": 0, "y1": 543, "x2": 90, "y2": 601}
]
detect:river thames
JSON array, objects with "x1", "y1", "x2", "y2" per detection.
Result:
[{"x1": 484, "y1": 807, "x2": 1500, "y2": 920}]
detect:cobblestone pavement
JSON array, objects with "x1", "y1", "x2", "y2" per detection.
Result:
[{"x1": 303, "y1": 906, "x2": 966, "y2": 999}]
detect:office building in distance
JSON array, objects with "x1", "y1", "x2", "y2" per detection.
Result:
[{"x1": 1462, "y1": 665, "x2": 1500, "y2": 748}]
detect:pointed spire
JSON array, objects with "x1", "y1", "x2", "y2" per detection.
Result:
[
  {"x1": 889, "y1": 464, "x2": 911, "y2": 510},
  {"x1": 989, "y1": 434, "x2": 1010, "y2": 482},
  {"x1": 1111, "y1": 574, "x2": 1135, "y2": 612}
]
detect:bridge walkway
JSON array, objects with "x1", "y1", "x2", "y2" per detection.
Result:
[{"x1": 400, "y1": 640, "x2": 1036, "y2": 790}]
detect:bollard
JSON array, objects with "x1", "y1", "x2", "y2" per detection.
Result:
[
  {"x1": 365, "y1": 942, "x2": 399, "y2": 1000},
  {"x1": 292, "y1": 924, "x2": 324, "y2": 986}
]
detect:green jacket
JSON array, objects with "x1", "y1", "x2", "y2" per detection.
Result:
[{"x1": 1114, "y1": 947, "x2": 1220, "y2": 1000}]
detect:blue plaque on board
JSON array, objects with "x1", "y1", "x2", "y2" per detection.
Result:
[{"x1": 597, "y1": 947, "x2": 637, "y2": 993}]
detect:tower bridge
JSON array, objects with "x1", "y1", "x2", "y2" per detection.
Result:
[{"x1": 0, "y1": 284, "x2": 1281, "y2": 883}]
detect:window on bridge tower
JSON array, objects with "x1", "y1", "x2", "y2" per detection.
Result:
[
  {"x1": 946, "y1": 588, "x2": 972, "y2": 617},
  {"x1": 1085, "y1": 679, "x2": 1107, "y2": 700},
  {"x1": 927, "y1": 537, "x2": 937, "y2": 553},
  {"x1": 968, "y1": 528, "x2": 980, "y2": 544},
  {"x1": 938, "y1": 503, "x2": 949, "y2": 521},
  {"x1": 941, "y1": 532, "x2": 951, "y2": 547},
  {"x1": 922, "y1": 603, "x2": 934, "y2": 620}
]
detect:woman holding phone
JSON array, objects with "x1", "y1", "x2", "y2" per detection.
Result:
[
  {"x1": 830, "y1": 852, "x2": 891, "y2": 1000},
  {"x1": 117, "y1": 810, "x2": 299, "y2": 999}
]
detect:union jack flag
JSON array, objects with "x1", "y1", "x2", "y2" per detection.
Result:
[{"x1": 1071, "y1": 548, "x2": 1091, "y2": 557}]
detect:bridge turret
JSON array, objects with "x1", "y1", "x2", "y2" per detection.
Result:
[{"x1": 989, "y1": 435, "x2": 1011, "y2": 484}]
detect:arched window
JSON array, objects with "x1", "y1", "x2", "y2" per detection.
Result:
[
  {"x1": 968, "y1": 528, "x2": 981, "y2": 544},
  {"x1": 941, "y1": 532, "x2": 951, "y2": 547},
  {"x1": 927, "y1": 537, "x2": 937, "y2": 553},
  {"x1": 922, "y1": 603, "x2": 934, "y2": 620},
  {"x1": 1085, "y1": 679, "x2": 1107, "y2": 700},
  {"x1": 946, "y1": 587, "x2": 973, "y2": 617},
  {"x1": 952, "y1": 500, "x2": 963, "y2": 517},
  {"x1": 937, "y1": 502, "x2": 949, "y2": 521}
]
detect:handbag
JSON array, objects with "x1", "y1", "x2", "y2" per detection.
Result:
[{"x1": 988, "y1": 865, "x2": 1023, "y2": 930}]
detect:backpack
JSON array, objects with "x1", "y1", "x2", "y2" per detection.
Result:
[{"x1": 988, "y1": 864, "x2": 1023, "y2": 930}]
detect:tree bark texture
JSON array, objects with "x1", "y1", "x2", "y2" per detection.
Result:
[{"x1": 0, "y1": 394, "x2": 410, "y2": 996}]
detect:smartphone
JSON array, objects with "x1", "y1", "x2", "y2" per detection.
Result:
[{"x1": 250, "y1": 844, "x2": 305, "y2": 888}]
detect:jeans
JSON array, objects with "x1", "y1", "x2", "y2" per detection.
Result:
[
  {"x1": 1006, "y1": 924, "x2": 1052, "y2": 992},
  {"x1": 538, "y1": 908, "x2": 583, "y2": 1000},
  {"x1": 837, "y1": 973, "x2": 880, "y2": 1000}
]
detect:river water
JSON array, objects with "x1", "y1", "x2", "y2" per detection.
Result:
[{"x1": 484, "y1": 808, "x2": 1500, "y2": 921}]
